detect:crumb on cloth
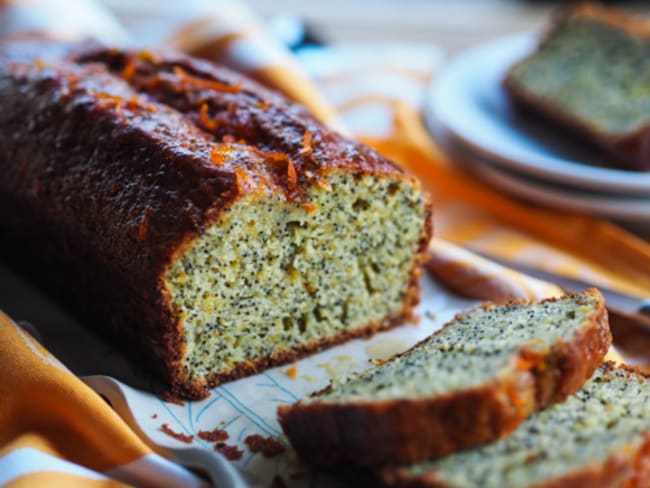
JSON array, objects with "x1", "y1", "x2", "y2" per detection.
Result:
[
  {"x1": 245, "y1": 434, "x2": 286, "y2": 457},
  {"x1": 198, "y1": 427, "x2": 229, "y2": 442},
  {"x1": 160, "y1": 423, "x2": 193, "y2": 444},
  {"x1": 215, "y1": 442, "x2": 244, "y2": 460}
]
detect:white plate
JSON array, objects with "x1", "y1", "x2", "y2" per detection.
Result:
[
  {"x1": 426, "y1": 33, "x2": 650, "y2": 196},
  {"x1": 456, "y1": 147, "x2": 650, "y2": 222}
]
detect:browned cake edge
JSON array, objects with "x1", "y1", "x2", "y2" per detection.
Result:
[
  {"x1": 381, "y1": 362, "x2": 650, "y2": 488},
  {"x1": 502, "y1": 3, "x2": 650, "y2": 171},
  {"x1": 277, "y1": 289, "x2": 611, "y2": 467}
]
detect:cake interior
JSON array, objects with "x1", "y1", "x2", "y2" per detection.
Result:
[
  {"x1": 164, "y1": 170, "x2": 427, "y2": 381},
  {"x1": 397, "y1": 365, "x2": 650, "y2": 488},
  {"x1": 509, "y1": 17, "x2": 650, "y2": 135},
  {"x1": 313, "y1": 292, "x2": 600, "y2": 403}
]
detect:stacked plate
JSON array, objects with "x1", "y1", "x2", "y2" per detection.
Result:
[{"x1": 425, "y1": 34, "x2": 650, "y2": 225}]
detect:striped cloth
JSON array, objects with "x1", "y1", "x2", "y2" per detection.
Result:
[
  {"x1": 0, "y1": 310, "x2": 209, "y2": 487},
  {"x1": 0, "y1": 0, "x2": 648, "y2": 485}
]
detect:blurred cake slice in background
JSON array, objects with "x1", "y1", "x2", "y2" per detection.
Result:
[{"x1": 504, "y1": 4, "x2": 650, "y2": 172}]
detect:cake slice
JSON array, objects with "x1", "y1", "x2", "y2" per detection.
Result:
[
  {"x1": 382, "y1": 362, "x2": 650, "y2": 488},
  {"x1": 278, "y1": 289, "x2": 610, "y2": 466},
  {"x1": 0, "y1": 39, "x2": 431, "y2": 398},
  {"x1": 503, "y1": 4, "x2": 650, "y2": 171}
]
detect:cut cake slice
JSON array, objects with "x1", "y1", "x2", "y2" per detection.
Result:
[
  {"x1": 278, "y1": 289, "x2": 610, "y2": 466},
  {"x1": 382, "y1": 362, "x2": 650, "y2": 488}
]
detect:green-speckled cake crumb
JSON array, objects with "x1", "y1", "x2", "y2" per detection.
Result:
[{"x1": 164, "y1": 170, "x2": 427, "y2": 380}]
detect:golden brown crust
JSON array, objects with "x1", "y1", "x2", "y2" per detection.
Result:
[
  {"x1": 0, "y1": 39, "x2": 432, "y2": 399},
  {"x1": 76, "y1": 45, "x2": 404, "y2": 197},
  {"x1": 277, "y1": 290, "x2": 610, "y2": 467},
  {"x1": 503, "y1": 3, "x2": 650, "y2": 171}
]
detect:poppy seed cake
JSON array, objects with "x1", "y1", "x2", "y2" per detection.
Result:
[
  {"x1": 0, "y1": 39, "x2": 432, "y2": 398},
  {"x1": 382, "y1": 362, "x2": 650, "y2": 488},
  {"x1": 278, "y1": 289, "x2": 610, "y2": 466}
]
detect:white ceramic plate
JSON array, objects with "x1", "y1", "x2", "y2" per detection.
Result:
[
  {"x1": 456, "y1": 148, "x2": 650, "y2": 222},
  {"x1": 426, "y1": 33, "x2": 650, "y2": 196}
]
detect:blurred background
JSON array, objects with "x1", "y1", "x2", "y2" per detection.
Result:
[
  {"x1": 88, "y1": 1, "x2": 650, "y2": 55},
  {"x1": 246, "y1": 0, "x2": 650, "y2": 53}
]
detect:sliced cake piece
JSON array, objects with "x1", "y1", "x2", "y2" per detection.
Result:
[
  {"x1": 277, "y1": 289, "x2": 610, "y2": 466},
  {"x1": 503, "y1": 4, "x2": 650, "y2": 171},
  {"x1": 382, "y1": 362, "x2": 650, "y2": 488}
]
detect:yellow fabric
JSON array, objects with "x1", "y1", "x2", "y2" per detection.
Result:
[
  {"x1": 0, "y1": 312, "x2": 154, "y2": 483},
  {"x1": 6, "y1": 473, "x2": 128, "y2": 488}
]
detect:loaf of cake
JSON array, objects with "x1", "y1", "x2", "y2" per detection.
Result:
[
  {"x1": 278, "y1": 289, "x2": 610, "y2": 466},
  {"x1": 503, "y1": 4, "x2": 650, "y2": 171},
  {"x1": 0, "y1": 39, "x2": 432, "y2": 398},
  {"x1": 381, "y1": 362, "x2": 650, "y2": 487}
]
